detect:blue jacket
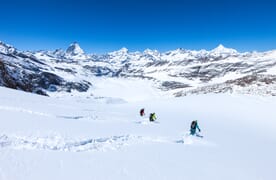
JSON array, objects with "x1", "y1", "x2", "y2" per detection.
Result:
[{"x1": 190, "y1": 122, "x2": 200, "y2": 135}]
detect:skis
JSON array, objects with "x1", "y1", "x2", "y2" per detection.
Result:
[
  {"x1": 176, "y1": 132, "x2": 204, "y2": 144},
  {"x1": 195, "y1": 134, "x2": 204, "y2": 138}
]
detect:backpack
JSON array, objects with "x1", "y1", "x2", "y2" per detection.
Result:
[
  {"x1": 191, "y1": 121, "x2": 197, "y2": 129},
  {"x1": 140, "y1": 109, "x2": 145, "y2": 116},
  {"x1": 149, "y1": 113, "x2": 154, "y2": 121}
]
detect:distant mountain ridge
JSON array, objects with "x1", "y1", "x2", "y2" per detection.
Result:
[{"x1": 0, "y1": 41, "x2": 276, "y2": 97}]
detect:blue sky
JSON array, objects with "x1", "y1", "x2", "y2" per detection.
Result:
[{"x1": 1, "y1": 0, "x2": 276, "y2": 53}]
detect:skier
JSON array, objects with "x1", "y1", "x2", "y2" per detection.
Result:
[
  {"x1": 149, "y1": 112, "x2": 157, "y2": 122},
  {"x1": 140, "y1": 108, "x2": 145, "y2": 116},
  {"x1": 190, "y1": 120, "x2": 201, "y2": 136}
]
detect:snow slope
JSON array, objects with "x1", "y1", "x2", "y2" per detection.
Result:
[{"x1": 0, "y1": 85, "x2": 275, "y2": 180}]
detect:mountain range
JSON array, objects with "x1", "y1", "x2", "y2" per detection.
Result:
[{"x1": 0, "y1": 41, "x2": 276, "y2": 97}]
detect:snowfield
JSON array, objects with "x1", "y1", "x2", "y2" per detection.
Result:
[{"x1": 0, "y1": 85, "x2": 275, "y2": 180}]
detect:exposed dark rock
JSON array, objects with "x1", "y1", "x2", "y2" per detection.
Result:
[
  {"x1": 175, "y1": 74, "x2": 276, "y2": 97},
  {"x1": 34, "y1": 72, "x2": 63, "y2": 89},
  {"x1": 64, "y1": 81, "x2": 91, "y2": 92},
  {"x1": 54, "y1": 67, "x2": 76, "y2": 73},
  {"x1": 161, "y1": 81, "x2": 190, "y2": 91},
  {"x1": 226, "y1": 75, "x2": 276, "y2": 87},
  {"x1": 83, "y1": 65, "x2": 114, "y2": 76}
]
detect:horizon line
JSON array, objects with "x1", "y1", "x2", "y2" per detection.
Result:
[{"x1": 1, "y1": 40, "x2": 275, "y2": 55}]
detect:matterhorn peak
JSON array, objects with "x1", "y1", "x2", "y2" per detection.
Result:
[
  {"x1": 66, "y1": 42, "x2": 84, "y2": 56},
  {"x1": 211, "y1": 44, "x2": 238, "y2": 54}
]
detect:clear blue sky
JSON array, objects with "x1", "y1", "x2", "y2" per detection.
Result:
[{"x1": 1, "y1": 0, "x2": 276, "y2": 53}]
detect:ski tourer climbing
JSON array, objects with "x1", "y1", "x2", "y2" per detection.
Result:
[
  {"x1": 149, "y1": 113, "x2": 157, "y2": 122},
  {"x1": 140, "y1": 108, "x2": 145, "y2": 116},
  {"x1": 190, "y1": 120, "x2": 201, "y2": 136}
]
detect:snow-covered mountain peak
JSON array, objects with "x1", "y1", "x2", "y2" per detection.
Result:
[
  {"x1": 196, "y1": 49, "x2": 209, "y2": 56},
  {"x1": 0, "y1": 41, "x2": 15, "y2": 54},
  {"x1": 106, "y1": 47, "x2": 131, "y2": 64},
  {"x1": 172, "y1": 48, "x2": 186, "y2": 53},
  {"x1": 143, "y1": 48, "x2": 160, "y2": 56},
  {"x1": 211, "y1": 44, "x2": 238, "y2": 55},
  {"x1": 66, "y1": 42, "x2": 84, "y2": 56},
  {"x1": 111, "y1": 47, "x2": 129, "y2": 55},
  {"x1": 120, "y1": 47, "x2": 128, "y2": 52},
  {"x1": 164, "y1": 48, "x2": 188, "y2": 57},
  {"x1": 53, "y1": 48, "x2": 65, "y2": 56},
  {"x1": 108, "y1": 47, "x2": 129, "y2": 58}
]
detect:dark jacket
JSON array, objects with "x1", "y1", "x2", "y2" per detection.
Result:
[{"x1": 190, "y1": 121, "x2": 200, "y2": 135}]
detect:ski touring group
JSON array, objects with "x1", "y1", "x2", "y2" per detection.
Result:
[{"x1": 139, "y1": 108, "x2": 203, "y2": 138}]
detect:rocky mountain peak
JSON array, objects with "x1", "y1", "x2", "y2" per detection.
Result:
[{"x1": 66, "y1": 42, "x2": 84, "y2": 56}]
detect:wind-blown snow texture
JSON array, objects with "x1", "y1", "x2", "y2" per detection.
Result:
[
  {"x1": 0, "y1": 41, "x2": 276, "y2": 97},
  {"x1": 0, "y1": 85, "x2": 275, "y2": 180}
]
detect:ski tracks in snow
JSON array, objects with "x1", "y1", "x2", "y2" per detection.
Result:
[
  {"x1": 0, "y1": 134, "x2": 137, "y2": 152},
  {"x1": 0, "y1": 106, "x2": 52, "y2": 117},
  {"x1": 0, "y1": 134, "x2": 214, "y2": 152},
  {"x1": 0, "y1": 105, "x2": 99, "y2": 121}
]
